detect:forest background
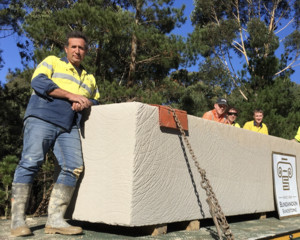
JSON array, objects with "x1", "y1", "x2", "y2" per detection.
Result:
[{"x1": 0, "y1": 0, "x2": 299, "y2": 217}]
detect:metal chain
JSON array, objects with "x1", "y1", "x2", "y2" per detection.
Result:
[{"x1": 168, "y1": 106, "x2": 234, "y2": 240}]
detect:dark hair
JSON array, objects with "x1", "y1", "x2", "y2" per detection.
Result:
[
  {"x1": 65, "y1": 31, "x2": 88, "y2": 50},
  {"x1": 253, "y1": 109, "x2": 264, "y2": 115},
  {"x1": 227, "y1": 106, "x2": 239, "y2": 115}
]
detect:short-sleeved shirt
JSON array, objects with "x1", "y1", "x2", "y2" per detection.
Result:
[
  {"x1": 232, "y1": 122, "x2": 241, "y2": 128},
  {"x1": 243, "y1": 121, "x2": 268, "y2": 135},
  {"x1": 202, "y1": 109, "x2": 228, "y2": 124}
]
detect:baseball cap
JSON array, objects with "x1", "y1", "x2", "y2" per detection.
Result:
[{"x1": 216, "y1": 98, "x2": 228, "y2": 106}]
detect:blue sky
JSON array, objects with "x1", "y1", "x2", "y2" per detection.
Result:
[{"x1": 0, "y1": 0, "x2": 299, "y2": 84}]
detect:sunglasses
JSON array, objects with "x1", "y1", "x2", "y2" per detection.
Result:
[
  {"x1": 218, "y1": 104, "x2": 227, "y2": 108},
  {"x1": 228, "y1": 112, "x2": 238, "y2": 116}
]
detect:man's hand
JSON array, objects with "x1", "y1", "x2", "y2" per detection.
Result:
[
  {"x1": 71, "y1": 102, "x2": 92, "y2": 112},
  {"x1": 47, "y1": 88, "x2": 92, "y2": 111},
  {"x1": 68, "y1": 94, "x2": 92, "y2": 109},
  {"x1": 70, "y1": 96, "x2": 92, "y2": 112}
]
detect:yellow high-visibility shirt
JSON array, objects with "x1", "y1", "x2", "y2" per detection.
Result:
[
  {"x1": 295, "y1": 127, "x2": 300, "y2": 142},
  {"x1": 232, "y1": 122, "x2": 241, "y2": 128},
  {"x1": 32, "y1": 56, "x2": 100, "y2": 101},
  {"x1": 243, "y1": 121, "x2": 268, "y2": 135}
]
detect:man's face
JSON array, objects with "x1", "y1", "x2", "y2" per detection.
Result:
[
  {"x1": 214, "y1": 103, "x2": 227, "y2": 116},
  {"x1": 227, "y1": 109, "x2": 238, "y2": 123},
  {"x1": 64, "y1": 38, "x2": 87, "y2": 67},
  {"x1": 254, "y1": 112, "x2": 263, "y2": 125}
]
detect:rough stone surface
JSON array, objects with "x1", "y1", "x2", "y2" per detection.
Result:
[{"x1": 68, "y1": 102, "x2": 300, "y2": 227}]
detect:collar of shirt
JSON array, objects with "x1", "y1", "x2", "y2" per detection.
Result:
[
  {"x1": 212, "y1": 109, "x2": 226, "y2": 119},
  {"x1": 253, "y1": 121, "x2": 262, "y2": 127},
  {"x1": 60, "y1": 57, "x2": 84, "y2": 76}
]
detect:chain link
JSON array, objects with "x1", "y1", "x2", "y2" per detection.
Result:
[{"x1": 168, "y1": 106, "x2": 234, "y2": 240}]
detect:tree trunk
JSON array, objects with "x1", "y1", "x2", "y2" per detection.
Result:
[
  {"x1": 127, "y1": 0, "x2": 142, "y2": 87},
  {"x1": 128, "y1": 33, "x2": 137, "y2": 87},
  {"x1": 95, "y1": 40, "x2": 102, "y2": 78}
]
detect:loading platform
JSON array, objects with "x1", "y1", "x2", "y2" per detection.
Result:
[{"x1": 1, "y1": 214, "x2": 300, "y2": 240}]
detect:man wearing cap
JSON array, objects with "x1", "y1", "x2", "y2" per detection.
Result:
[
  {"x1": 243, "y1": 109, "x2": 268, "y2": 135},
  {"x1": 202, "y1": 98, "x2": 229, "y2": 124}
]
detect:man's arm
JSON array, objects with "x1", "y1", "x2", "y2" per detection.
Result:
[
  {"x1": 47, "y1": 88, "x2": 92, "y2": 111},
  {"x1": 31, "y1": 56, "x2": 59, "y2": 98}
]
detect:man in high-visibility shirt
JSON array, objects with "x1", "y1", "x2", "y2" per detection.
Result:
[
  {"x1": 11, "y1": 31, "x2": 100, "y2": 237},
  {"x1": 202, "y1": 98, "x2": 229, "y2": 124},
  {"x1": 294, "y1": 126, "x2": 300, "y2": 142},
  {"x1": 227, "y1": 106, "x2": 240, "y2": 128},
  {"x1": 243, "y1": 109, "x2": 268, "y2": 135}
]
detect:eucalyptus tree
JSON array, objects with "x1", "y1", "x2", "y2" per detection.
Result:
[
  {"x1": 189, "y1": 0, "x2": 300, "y2": 99},
  {"x1": 0, "y1": 0, "x2": 24, "y2": 37}
]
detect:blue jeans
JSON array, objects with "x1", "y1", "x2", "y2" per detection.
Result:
[{"x1": 13, "y1": 117, "x2": 83, "y2": 187}]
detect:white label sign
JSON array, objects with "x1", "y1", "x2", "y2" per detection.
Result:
[{"x1": 273, "y1": 153, "x2": 300, "y2": 218}]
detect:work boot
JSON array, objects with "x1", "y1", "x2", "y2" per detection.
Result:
[
  {"x1": 10, "y1": 183, "x2": 32, "y2": 237},
  {"x1": 45, "y1": 183, "x2": 82, "y2": 235}
]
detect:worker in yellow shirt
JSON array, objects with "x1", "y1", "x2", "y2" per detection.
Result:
[
  {"x1": 243, "y1": 109, "x2": 268, "y2": 135},
  {"x1": 294, "y1": 127, "x2": 300, "y2": 142},
  {"x1": 10, "y1": 31, "x2": 100, "y2": 237},
  {"x1": 226, "y1": 106, "x2": 240, "y2": 128}
]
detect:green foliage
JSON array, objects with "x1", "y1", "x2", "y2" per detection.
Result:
[
  {"x1": 0, "y1": 155, "x2": 18, "y2": 217},
  {"x1": 0, "y1": 68, "x2": 32, "y2": 216},
  {"x1": 247, "y1": 19, "x2": 278, "y2": 53},
  {"x1": 0, "y1": 0, "x2": 299, "y2": 217},
  {"x1": 228, "y1": 77, "x2": 300, "y2": 138},
  {"x1": 0, "y1": 0, "x2": 25, "y2": 68},
  {"x1": 245, "y1": 18, "x2": 280, "y2": 89},
  {"x1": 0, "y1": 68, "x2": 32, "y2": 161},
  {"x1": 190, "y1": 0, "x2": 299, "y2": 99},
  {"x1": 169, "y1": 69, "x2": 229, "y2": 116},
  {"x1": 0, "y1": 155, "x2": 17, "y2": 186},
  {"x1": 29, "y1": 152, "x2": 55, "y2": 215},
  {"x1": 22, "y1": 0, "x2": 186, "y2": 87},
  {"x1": 0, "y1": 0, "x2": 188, "y2": 216},
  {"x1": 0, "y1": 0, "x2": 25, "y2": 36}
]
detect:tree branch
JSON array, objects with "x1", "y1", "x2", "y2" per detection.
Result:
[
  {"x1": 216, "y1": 47, "x2": 248, "y2": 100},
  {"x1": 275, "y1": 17, "x2": 294, "y2": 35},
  {"x1": 275, "y1": 52, "x2": 300, "y2": 76},
  {"x1": 234, "y1": 0, "x2": 249, "y2": 66},
  {"x1": 136, "y1": 55, "x2": 161, "y2": 64}
]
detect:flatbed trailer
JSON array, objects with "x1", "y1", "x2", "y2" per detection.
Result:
[{"x1": 1, "y1": 214, "x2": 300, "y2": 240}]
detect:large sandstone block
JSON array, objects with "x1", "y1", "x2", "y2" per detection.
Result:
[{"x1": 70, "y1": 102, "x2": 300, "y2": 226}]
